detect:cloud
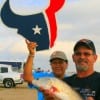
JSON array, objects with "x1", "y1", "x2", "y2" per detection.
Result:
[
  {"x1": 10, "y1": 39, "x2": 27, "y2": 53},
  {"x1": 58, "y1": 23, "x2": 73, "y2": 30},
  {"x1": 0, "y1": 0, "x2": 100, "y2": 72},
  {"x1": 5, "y1": 0, "x2": 49, "y2": 15}
]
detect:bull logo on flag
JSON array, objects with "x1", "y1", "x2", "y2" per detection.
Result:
[{"x1": 1, "y1": 0, "x2": 65, "y2": 51}]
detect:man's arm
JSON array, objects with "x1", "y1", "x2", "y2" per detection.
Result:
[{"x1": 23, "y1": 40, "x2": 37, "y2": 83}]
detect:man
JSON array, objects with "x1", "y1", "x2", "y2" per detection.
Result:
[
  {"x1": 64, "y1": 39, "x2": 100, "y2": 100},
  {"x1": 40, "y1": 39, "x2": 100, "y2": 100},
  {"x1": 23, "y1": 40, "x2": 68, "y2": 100}
]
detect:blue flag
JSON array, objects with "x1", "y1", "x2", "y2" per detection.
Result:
[{"x1": 1, "y1": 0, "x2": 65, "y2": 51}]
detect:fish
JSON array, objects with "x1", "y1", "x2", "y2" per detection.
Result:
[{"x1": 32, "y1": 77, "x2": 83, "y2": 100}]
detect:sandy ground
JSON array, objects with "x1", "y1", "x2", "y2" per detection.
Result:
[{"x1": 0, "y1": 82, "x2": 37, "y2": 100}]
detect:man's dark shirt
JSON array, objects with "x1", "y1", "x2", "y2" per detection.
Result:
[{"x1": 63, "y1": 72, "x2": 100, "y2": 100}]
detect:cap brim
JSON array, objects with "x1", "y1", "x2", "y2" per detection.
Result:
[
  {"x1": 50, "y1": 58, "x2": 66, "y2": 62},
  {"x1": 74, "y1": 42, "x2": 91, "y2": 51}
]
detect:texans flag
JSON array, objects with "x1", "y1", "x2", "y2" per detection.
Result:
[{"x1": 1, "y1": 0, "x2": 65, "y2": 51}]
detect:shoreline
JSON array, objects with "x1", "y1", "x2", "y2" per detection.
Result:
[{"x1": 0, "y1": 82, "x2": 37, "y2": 100}]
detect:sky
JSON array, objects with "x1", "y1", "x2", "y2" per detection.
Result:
[{"x1": 0, "y1": 0, "x2": 100, "y2": 72}]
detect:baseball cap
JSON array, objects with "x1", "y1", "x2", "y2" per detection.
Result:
[
  {"x1": 50, "y1": 51, "x2": 68, "y2": 62},
  {"x1": 74, "y1": 39, "x2": 96, "y2": 54}
]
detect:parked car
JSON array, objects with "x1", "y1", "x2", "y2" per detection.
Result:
[{"x1": 0, "y1": 64, "x2": 23, "y2": 88}]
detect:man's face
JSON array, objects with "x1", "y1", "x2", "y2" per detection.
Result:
[
  {"x1": 50, "y1": 58, "x2": 68, "y2": 78},
  {"x1": 72, "y1": 46, "x2": 97, "y2": 72}
]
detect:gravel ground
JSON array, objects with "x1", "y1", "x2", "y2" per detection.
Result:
[{"x1": 0, "y1": 82, "x2": 37, "y2": 100}]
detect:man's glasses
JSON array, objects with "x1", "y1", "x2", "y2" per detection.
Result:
[{"x1": 74, "y1": 52, "x2": 94, "y2": 57}]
